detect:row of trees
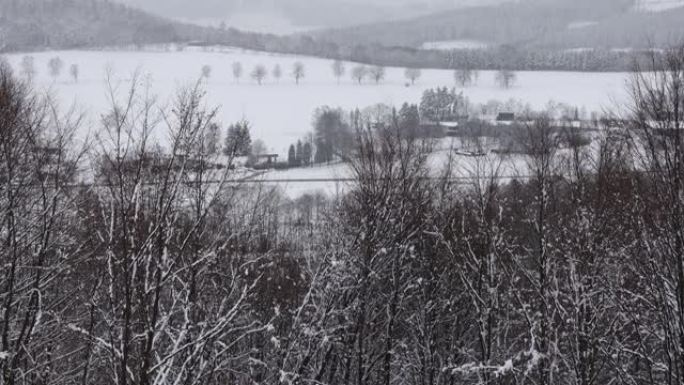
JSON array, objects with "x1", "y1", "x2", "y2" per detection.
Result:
[
  {"x1": 200, "y1": 61, "x2": 306, "y2": 85},
  {"x1": 17, "y1": 54, "x2": 514, "y2": 90},
  {"x1": 19, "y1": 55, "x2": 79, "y2": 82},
  {"x1": 330, "y1": 60, "x2": 515, "y2": 88},
  {"x1": 2, "y1": 47, "x2": 684, "y2": 385},
  {"x1": 287, "y1": 140, "x2": 314, "y2": 167},
  {"x1": 199, "y1": 59, "x2": 516, "y2": 88}
]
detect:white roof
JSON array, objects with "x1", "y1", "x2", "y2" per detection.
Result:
[{"x1": 439, "y1": 121, "x2": 459, "y2": 128}]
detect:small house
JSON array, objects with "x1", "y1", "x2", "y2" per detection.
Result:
[
  {"x1": 256, "y1": 154, "x2": 279, "y2": 166},
  {"x1": 439, "y1": 121, "x2": 460, "y2": 137},
  {"x1": 495, "y1": 112, "x2": 515, "y2": 125}
]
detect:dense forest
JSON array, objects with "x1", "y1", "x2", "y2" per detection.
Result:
[
  {"x1": 0, "y1": 0, "x2": 181, "y2": 50},
  {"x1": 1, "y1": 45, "x2": 684, "y2": 385},
  {"x1": 121, "y1": 0, "x2": 480, "y2": 30},
  {"x1": 0, "y1": 0, "x2": 277, "y2": 52},
  {"x1": 312, "y1": 0, "x2": 683, "y2": 50}
]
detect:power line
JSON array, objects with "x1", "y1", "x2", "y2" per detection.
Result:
[{"x1": 44, "y1": 174, "x2": 539, "y2": 190}]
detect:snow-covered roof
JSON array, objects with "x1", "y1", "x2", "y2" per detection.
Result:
[{"x1": 439, "y1": 121, "x2": 459, "y2": 128}]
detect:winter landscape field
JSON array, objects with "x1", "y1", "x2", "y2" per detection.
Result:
[
  {"x1": 2, "y1": 47, "x2": 628, "y2": 197},
  {"x1": 6, "y1": 47, "x2": 629, "y2": 156},
  {"x1": 6, "y1": 47, "x2": 631, "y2": 195},
  {"x1": 5, "y1": 1, "x2": 684, "y2": 384}
]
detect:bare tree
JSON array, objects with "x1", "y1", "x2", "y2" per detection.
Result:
[
  {"x1": 515, "y1": 116, "x2": 561, "y2": 385},
  {"x1": 339, "y1": 121, "x2": 436, "y2": 385},
  {"x1": 48, "y1": 56, "x2": 64, "y2": 80},
  {"x1": 292, "y1": 61, "x2": 305, "y2": 85},
  {"x1": 272, "y1": 63, "x2": 282, "y2": 83},
  {"x1": 615, "y1": 45, "x2": 684, "y2": 385},
  {"x1": 232, "y1": 61, "x2": 243, "y2": 83},
  {"x1": 251, "y1": 64, "x2": 267, "y2": 85},
  {"x1": 0, "y1": 59, "x2": 84, "y2": 385},
  {"x1": 369, "y1": 65, "x2": 386, "y2": 84},
  {"x1": 332, "y1": 59, "x2": 345, "y2": 84},
  {"x1": 455, "y1": 67, "x2": 478, "y2": 87},
  {"x1": 351, "y1": 65, "x2": 368, "y2": 84},
  {"x1": 438, "y1": 151, "x2": 513, "y2": 385},
  {"x1": 74, "y1": 75, "x2": 269, "y2": 385},
  {"x1": 404, "y1": 67, "x2": 421, "y2": 85},
  {"x1": 70, "y1": 63, "x2": 79, "y2": 83},
  {"x1": 495, "y1": 69, "x2": 517, "y2": 89},
  {"x1": 20, "y1": 55, "x2": 35, "y2": 82},
  {"x1": 201, "y1": 64, "x2": 212, "y2": 78}
]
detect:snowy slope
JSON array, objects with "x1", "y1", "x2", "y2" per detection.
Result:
[
  {"x1": 176, "y1": 11, "x2": 321, "y2": 35},
  {"x1": 635, "y1": 0, "x2": 684, "y2": 11}
]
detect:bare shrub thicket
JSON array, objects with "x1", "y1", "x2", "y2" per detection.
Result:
[{"x1": 2, "y1": 46, "x2": 684, "y2": 385}]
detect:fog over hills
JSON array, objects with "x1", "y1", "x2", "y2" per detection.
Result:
[
  {"x1": 3, "y1": 0, "x2": 682, "y2": 56},
  {"x1": 117, "y1": 0, "x2": 684, "y2": 41},
  {"x1": 120, "y1": 0, "x2": 507, "y2": 33}
]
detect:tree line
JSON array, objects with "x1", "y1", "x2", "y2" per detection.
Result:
[{"x1": 1, "y1": 47, "x2": 684, "y2": 385}]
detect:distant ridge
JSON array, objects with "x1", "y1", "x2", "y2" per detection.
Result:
[
  {"x1": 0, "y1": 0, "x2": 665, "y2": 73},
  {"x1": 0, "y1": 0, "x2": 269, "y2": 52},
  {"x1": 311, "y1": 0, "x2": 684, "y2": 50},
  {"x1": 633, "y1": 0, "x2": 684, "y2": 12}
]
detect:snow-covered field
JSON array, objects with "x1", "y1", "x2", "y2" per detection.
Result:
[
  {"x1": 6, "y1": 47, "x2": 629, "y2": 157},
  {"x1": 634, "y1": 0, "x2": 684, "y2": 12},
  {"x1": 422, "y1": 40, "x2": 491, "y2": 50},
  {"x1": 566, "y1": 21, "x2": 599, "y2": 30},
  {"x1": 5, "y1": 47, "x2": 630, "y2": 197},
  {"x1": 259, "y1": 138, "x2": 586, "y2": 198}
]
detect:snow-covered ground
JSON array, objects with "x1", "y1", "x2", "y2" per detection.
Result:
[
  {"x1": 422, "y1": 40, "x2": 491, "y2": 50},
  {"x1": 6, "y1": 47, "x2": 629, "y2": 156},
  {"x1": 566, "y1": 21, "x2": 599, "y2": 30},
  {"x1": 634, "y1": 0, "x2": 684, "y2": 11},
  {"x1": 259, "y1": 137, "x2": 580, "y2": 198},
  {"x1": 5, "y1": 47, "x2": 630, "y2": 197}
]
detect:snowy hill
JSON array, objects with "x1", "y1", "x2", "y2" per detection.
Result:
[
  {"x1": 121, "y1": 0, "x2": 508, "y2": 33},
  {"x1": 313, "y1": 0, "x2": 684, "y2": 50},
  {"x1": 634, "y1": 0, "x2": 684, "y2": 11}
]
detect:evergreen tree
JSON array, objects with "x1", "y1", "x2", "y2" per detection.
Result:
[
  {"x1": 313, "y1": 107, "x2": 351, "y2": 164},
  {"x1": 288, "y1": 144, "x2": 297, "y2": 166},
  {"x1": 419, "y1": 87, "x2": 468, "y2": 122},
  {"x1": 302, "y1": 142, "x2": 312, "y2": 166},
  {"x1": 296, "y1": 140, "x2": 303, "y2": 164},
  {"x1": 398, "y1": 103, "x2": 420, "y2": 135},
  {"x1": 205, "y1": 123, "x2": 220, "y2": 155},
  {"x1": 223, "y1": 120, "x2": 252, "y2": 157}
]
